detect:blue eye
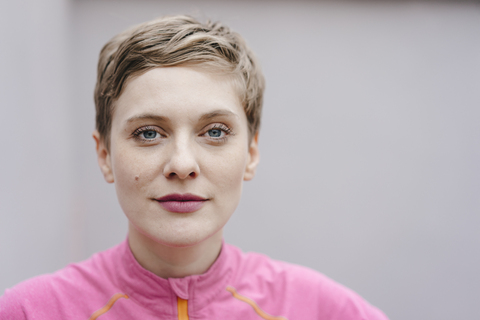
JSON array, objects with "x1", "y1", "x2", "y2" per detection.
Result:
[
  {"x1": 142, "y1": 130, "x2": 158, "y2": 139},
  {"x1": 207, "y1": 129, "x2": 223, "y2": 138},
  {"x1": 201, "y1": 124, "x2": 233, "y2": 143}
]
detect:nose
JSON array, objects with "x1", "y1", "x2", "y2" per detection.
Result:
[{"x1": 163, "y1": 138, "x2": 200, "y2": 179}]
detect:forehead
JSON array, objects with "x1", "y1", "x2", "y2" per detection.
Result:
[{"x1": 113, "y1": 66, "x2": 245, "y2": 123}]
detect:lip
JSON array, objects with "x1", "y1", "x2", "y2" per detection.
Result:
[{"x1": 155, "y1": 193, "x2": 207, "y2": 213}]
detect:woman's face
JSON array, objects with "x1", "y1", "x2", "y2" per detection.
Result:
[{"x1": 94, "y1": 66, "x2": 259, "y2": 247}]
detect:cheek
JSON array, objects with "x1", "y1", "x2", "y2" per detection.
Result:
[
  {"x1": 203, "y1": 145, "x2": 248, "y2": 191},
  {"x1": 111, "y1": 145, "x2": 158, "y2": 193}
]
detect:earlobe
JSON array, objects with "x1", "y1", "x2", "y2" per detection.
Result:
[
  {"x1": 244, "y1": 133, "x2": 260, "y2": 181},
  {"x1": 92, "y1": 130, "x2": 114, "y2": 183}
]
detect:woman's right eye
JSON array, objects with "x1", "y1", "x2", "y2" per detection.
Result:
[
  {"x1": 141, "y1": 130, "x2": 159, "y2": 140},
  {"x1": 132, "y1": 126, "x2": 163, "y2": 142}
]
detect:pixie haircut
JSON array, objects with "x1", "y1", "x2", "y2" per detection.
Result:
[{"x1": 94, "y1": 15, "x2": 265, "y2": 149}]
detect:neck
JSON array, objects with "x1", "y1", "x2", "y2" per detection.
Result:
[{"x1": 127, "y1": 223, "x2": 223, "y2": 279}]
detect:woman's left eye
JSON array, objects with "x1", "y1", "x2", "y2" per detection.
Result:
[
  {"x1": 202, "y1": 124, "x2": 233, "y2": 142},
  {"x1": 207, "y1": 128, "x2": 224, "y2": 138}
]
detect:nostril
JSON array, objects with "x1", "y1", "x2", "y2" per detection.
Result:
[{"x1": 166, "y1": 171, "x2": 196, "y2": 179}]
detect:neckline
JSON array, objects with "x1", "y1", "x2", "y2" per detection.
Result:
[{"x1": 115, "y1": 238, "x2": 235, "y2": 312}]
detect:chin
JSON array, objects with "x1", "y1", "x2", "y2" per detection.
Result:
[
  {"x1": 135, "y1": 220, "x2": 223, "y2": 248},
  {"x1": 155, "y1": 234, "x2": 205, "y2": 248}
]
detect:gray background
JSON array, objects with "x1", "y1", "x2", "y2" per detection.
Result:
[{"x1": 1, "y1": 0, "x2": 479, "y2": 319}]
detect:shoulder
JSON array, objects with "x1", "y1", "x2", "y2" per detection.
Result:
[
  {"x1": 0, "y1": 242, "x2": 125, "y2": 320},
  {"x1": 225, "y1": 244, "x2": 389, "y2": 320},
  {"x1": 226, "y1": 243, "x2": 343, "y2": 293}
]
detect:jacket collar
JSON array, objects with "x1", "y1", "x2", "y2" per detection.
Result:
[{"x1": 116, "y1": 238, "x2": 235, "y2": 314}]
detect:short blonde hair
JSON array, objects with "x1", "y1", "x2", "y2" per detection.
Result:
[{"x1": 94, "y1": 15, "x2": 265, "y2": 149}]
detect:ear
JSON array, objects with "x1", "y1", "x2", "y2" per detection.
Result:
[
  {"x1": 244, "y1": 132, "x2": 260, "y2": 181},
  {"x1": 93, "y1": 130, "x2": 114, "y2": 183}
]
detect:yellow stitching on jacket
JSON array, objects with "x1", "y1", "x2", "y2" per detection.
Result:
[
  {"x1": 88, "y1": 293, "x2": 129, "y2": 320},
  {"x1": 226, "y1": 286, "x2": 288, "y2": 320}
]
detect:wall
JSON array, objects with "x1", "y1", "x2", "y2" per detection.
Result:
[{"x1": 0, "y1": 0, "x2": 72, "y2": 293}]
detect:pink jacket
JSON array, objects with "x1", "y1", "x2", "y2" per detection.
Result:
[{"x1": 0, "y1": 240, "x2": 388, "y2": 320}]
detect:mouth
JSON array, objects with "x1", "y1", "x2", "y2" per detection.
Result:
[{"x1": 155, "y1": 193, "x2": 208, "y2": 213}]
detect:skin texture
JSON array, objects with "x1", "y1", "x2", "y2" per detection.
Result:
[{"x1": 93, "y1": 67, "x2": 259, "y2": 278}]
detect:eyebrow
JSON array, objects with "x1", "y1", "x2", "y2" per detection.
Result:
[
  {"x1": 125, "y1": 114, "x2": 167, "y2": 124},
  {"x1": 125, "y1": 109, "x2": 238, "y2": 124},
  {"x1": 199, "y1": 109, "x2": 239, "y2": 121}
]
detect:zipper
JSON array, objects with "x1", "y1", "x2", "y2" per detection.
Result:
[{"x1": 177, "y1": 297, "x2": 189, "y2": 320}]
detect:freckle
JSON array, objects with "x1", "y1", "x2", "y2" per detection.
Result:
[{"x1": 135, "y1": 175, "x2": 139, "y2": 181}]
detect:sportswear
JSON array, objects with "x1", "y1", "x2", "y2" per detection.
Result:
[{"x1": 0, "y1": 240, "x2": 388, "y2": 319}]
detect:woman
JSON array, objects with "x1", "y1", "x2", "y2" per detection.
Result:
[{"x1": 0, "y1": 15, "x2": 388, "y2": 320}]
